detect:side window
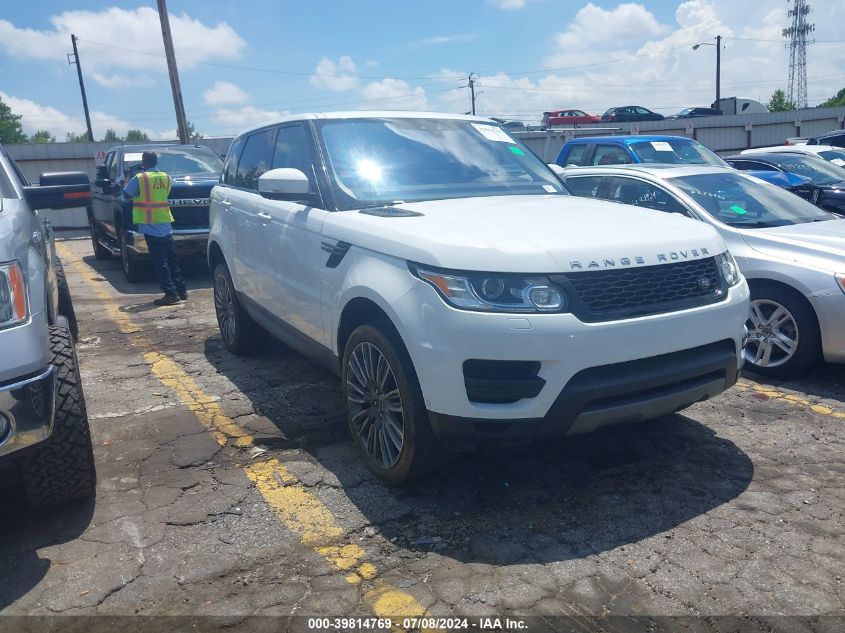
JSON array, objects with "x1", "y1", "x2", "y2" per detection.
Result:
[
  {"x1": 591, "y1": 145, "x2": 631, "y2": 166},
  {"x1": 564, "y1": 176, "x2": 603, "y2": 198},
  {"x1": 635, "y1": 107, "x2": 650, "y2": 115},
  {"x1": 222, "y1": 136, "x2": 246, "y2": 185},
  {"x1": 606, "y1": 177, "x2": 687, "y2": 214},
  {"x1": 106, "y1": 151, "x2": 118, "y2": 181},
  {"x1": 744, "y1": 161, "x2": 776, "y2": 171},
  {"x1": 561, "y1": 144, "x2": 589, "y2": 166},
  {"x1": 271, "y1": 123, "x2": 315, "y2": 177},
  {"x1": 236, "y1": 129, "x2": 275, "y2": 190}
]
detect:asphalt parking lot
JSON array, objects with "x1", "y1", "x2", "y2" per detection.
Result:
[{"x1": 0, "y1": 236, "x2": 843, "y2": 631}]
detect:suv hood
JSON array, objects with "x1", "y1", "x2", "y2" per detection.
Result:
[
  {"x1": 740, "y1": 218, "x2": 845, "y2": 269},
  {"x1": 324, "y1": 195, "x2": 726, "y2": 273}
]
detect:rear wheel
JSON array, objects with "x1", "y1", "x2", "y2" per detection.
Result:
[
  {"x1": 744, "y1": 285, "x2": 820, "y2": 378},
  {"x1": 20, "y1": 326, "x2": 96, "y2": 506},
  {"x1": 342, "y1": 321, "x2": 445, "y2": 484},
  {"x1": 89, "y1": 215, "x2": 111, "y2": 260},
  {"x1": 120, "y1": 232, "x2": 145, "y2": 283},
  {"x1": 213, "y1": 262, "x2": 264, "y2": 355},
  {"x1": 55, "y1": 258, "x2": 79, "y2": 341}
]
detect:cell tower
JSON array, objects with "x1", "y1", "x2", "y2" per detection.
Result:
[{"x1": 782, "y1": 0, "x2": 814, "y2": 109}]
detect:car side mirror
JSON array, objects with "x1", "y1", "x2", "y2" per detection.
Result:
[
  {"x1": 258, "y1": 168, "x2": 312, "y2": 201},
  {"x1": 24, "y1": 171, "x2": 92, "y2": 210},
  {"x1": 95, "y1": 178, "x2": 112, "y2": 192},
  {"x1": 548, "y1": 163, "x2": 566, "y2": 176},
  {"x1": 96, "y1": 165, "x2": 108, "y2": 179}
]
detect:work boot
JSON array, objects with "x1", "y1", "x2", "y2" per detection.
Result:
[
  {"x1": 153, "y1": 293, "x2": 181, "y2": 306},
  {"x1": 178, "y1": 290, "x2": 188, "y2": 301}
]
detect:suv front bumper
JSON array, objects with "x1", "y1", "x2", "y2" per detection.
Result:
[
  {"x1": 0, "y1": 365, "x2": 56, "y2": 459},
  {"x1": 125, "y1": 229, "x2": 209, "y2": 258}
]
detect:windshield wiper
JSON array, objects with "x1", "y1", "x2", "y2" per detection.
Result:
[{"x1": 723, "y1": 221, "x2": 788, "y2": 228}]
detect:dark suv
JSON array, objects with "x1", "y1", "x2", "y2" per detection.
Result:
[{"x1": 89, "y1": 144, "x2": 223, "y2": 282}]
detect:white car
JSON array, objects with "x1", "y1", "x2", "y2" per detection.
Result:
[
  {"x1": 561, "y1": 164, "x2": 845, "y2": 377},
  {"x1": 208, "y1": 112, "x2": 749, "y2": 482},
  {"x1": 741, "y1": 144, "x2": 845, "y2": 168}
]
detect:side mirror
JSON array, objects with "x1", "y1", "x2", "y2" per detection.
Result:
[
  {"x1": 258, "y1": 168, "x2": 311, "y2": 200},
  {"x1": 24, "y1": 171, "x2": 91, "y2": 210},
  {"x1": 547, "y1": 163, "x2": 566, "y2": 176},
  {"x1": 95, "y1": 178, "x2": 112, "y2": 192},
  {"x1": 96, "y1": 165, "x2": 108, "y2": 179}
]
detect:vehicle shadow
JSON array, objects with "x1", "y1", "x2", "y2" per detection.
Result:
[
  {"x1": 743, "y1": 362, "x2": 845, "y2": 403},
  {"x1": 203, "y1": 335, "x2": 754, "y2": 565},
  {"x1": 0, "y1": 484, "x2": 95, "y2": 610},
  {"x1": 76, "y1": 253, "x2": 211, "y2": 297}
]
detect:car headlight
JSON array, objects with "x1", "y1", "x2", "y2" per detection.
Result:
[
  {"x1": 836, "y1": 273, "x2": 845, "y2": 295},
  {"x1": 411, "y1": 264, "x2": 568, "y2": 313},
  {"x1": 0, "y1": 261, "x2": 28, "y2": 329},
  {"x1": 716, "y1": 252, "x2": 742, "y2": 287}
]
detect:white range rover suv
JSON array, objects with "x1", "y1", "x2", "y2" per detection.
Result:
[{"x1": 208, "y1": 112, "x2": 749, "y2": 483}]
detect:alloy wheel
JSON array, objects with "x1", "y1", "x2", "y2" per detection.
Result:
[
  {"x1": 213, "y1": 272, "x2": 237, "y2": 345},
  {"x1": 744, "y1": 299, "x2": 800, "y2": 368},
  {"x1": 346, "y1": 341, "x2": 405, "y2": 469}
]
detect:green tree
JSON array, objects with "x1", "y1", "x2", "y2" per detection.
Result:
[
  {"x1": 185, "y1": 120, "x2": 203, "y2": 141},
  {"x1": 0, "y1": 96, "x2": 27, "y2": 144},
  {"x1": 125, "y1": 129, "x2": 150, "y2": 142},
  {"x1": 819, "y1": 88, "x2": 845, "y2": 108},
  {"x1": 767, "y1": 89, "x2": 797, "y2": 112},
  {"x1": 102, "y1": 128, "x2": 122, "y2": 142},
  {"x1": 65, "y1": 131, "x2": 88, "y2": 143},
  {"x1": 29, "y1": 130, "x2": 55, "y2": 144}
]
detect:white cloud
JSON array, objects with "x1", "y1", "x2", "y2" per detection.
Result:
[
  {"x1": 0, "y1": 7, "x2": 245, "y2": 75},
  {"x1": 488, "y1": 0, "x2": 531, "y2": 9},
  {"x1": 210, "y1": 106, "x2": 289, "y2": 134},
  {"x1": 0, "y1": 90, "x2": 171, "y2": 140},
  {"x1": 409, "y1": 33, "x2": 478, "y2": 48},
  {"x1": 203, "y1": 81, "x2": 249, "y2": 107},
  {"x1": 91, "y1": 73, "x2": 156, "y2": 89},
  {"x1": 360, "y1": 79, "x2": 429, "y2": 111},
  {"x1": 310, "y1": 56, "x2": 360, "y2": 92}
]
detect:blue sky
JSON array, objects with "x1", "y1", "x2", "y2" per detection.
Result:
[{"x1": 1, "y1": 1, "x2": 844, "y2": 139}]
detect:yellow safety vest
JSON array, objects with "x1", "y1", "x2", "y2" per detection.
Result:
[{"x1": 132, "y1": 170, "x2": 174, "y2": 225}]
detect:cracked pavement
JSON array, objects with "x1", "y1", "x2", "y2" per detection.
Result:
[{"x1": 0, "y1": 237, "x2": 842, "y2": 630}]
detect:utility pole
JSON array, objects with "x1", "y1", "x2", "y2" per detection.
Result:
[
  {"x1": 715, "y1": 34, "x2": 721, "y2": 105},
  {"x1": 468, "y1": 73, "x2": 477, "y2": 116},
  {"x1": 68, "y1": 35, "x2": 94, "y2": 142},
  {"x1": 157, "y1": 0, "x2": 189, "y2": 143}
]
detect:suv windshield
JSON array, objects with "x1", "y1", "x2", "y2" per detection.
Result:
[
  {"x1": 629, "y1": 139, "x2": 728, "y2": 167},
  {"x1": 123, "y1": 147, "x2": 223, "y2": 176},
  {"x1": 669, "y1": 172, "x2": 833, "y2": 228},
  {"x1": 316, "y1": 117, "x2": 566, "y2": 209},
  {"x1": 762, "y1": 154, "x2": 845, "y2": 185}
]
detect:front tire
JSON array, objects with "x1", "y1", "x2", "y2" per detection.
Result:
[
  {"x1": 213, "y1": 262, "x2": 264, "y2": 355},
  {"x1": 744, "y1": 285, "x2": 821, "y2": 378},
  {"x1": 120, "y1": 232, "x2": 145, "y2": 283},
  {"x1": 342, "y1": 321, "x2": 444, "y2": 485},
  {"x1": 55, "y1": 258, "x2": 79, "y2": 341},
  {"x1": 20, "y1": 326, "x2": 97, "y2": 506}
]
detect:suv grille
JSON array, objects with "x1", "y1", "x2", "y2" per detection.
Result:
[
  {"x1": 551, "y1": 257, "x2": 726, "y2": 323},
  {"x1": 171, "y1": 206, "x2": 209, "y2": 228}
]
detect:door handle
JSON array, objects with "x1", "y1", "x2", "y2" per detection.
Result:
[
  {"x1": 257, "y1": 211, "x2": 271, "y2": 222},
  {"x1": 220, "y1": 199, "x2": 232, "y2": 206}
]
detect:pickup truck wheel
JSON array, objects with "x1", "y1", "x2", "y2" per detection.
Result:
[
  {"x1": 20, "y1": 326, "x2": 96, "y2": 506},
  {"x1": 55, "y1": 258, "x2": 79, "y2": 341},
  {"x1": 120, "y1": 232, "x2": 145, "y2": 283},
  {"x1": 213, "y1": 262, "x2": 263, "y2": 354},
  {"x1": 89, "y1": 217, "x2": 111, "y2": 260},
  {"x1": 342, "y1": 321, "x2": 445, "y2": 485},
  {"x1": 744, "y1": 286, "x2": 821, "y2": 378}
]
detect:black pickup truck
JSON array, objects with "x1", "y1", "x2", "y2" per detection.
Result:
[{"x1": 89, "y1": 144, "x2": 223, "y2": 282}]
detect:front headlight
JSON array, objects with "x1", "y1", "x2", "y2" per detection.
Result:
[
  {"x1": 411, "y1": 264, "x2": 568, "y2": 313},
  {"x1": 716, "y1": 252, "x2": 742, "y2": 287},
  {"x1": 835, "y1": 273, "x2": 845, "y2": 295},
  {"x1": 0, "y1": 261, "x2": 28, "y2": 328}
]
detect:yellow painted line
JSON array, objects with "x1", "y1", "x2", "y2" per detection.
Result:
[
  {"x1": 736, "y1": 378, "x2": 843, "y2": 420},
  {"x1": 57, "y1": 242, "x2": 432, "y2": 624}
]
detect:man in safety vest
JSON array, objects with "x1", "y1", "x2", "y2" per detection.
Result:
[{"x1": 123, "y1": 151, "x2": 187, "y2": 306}]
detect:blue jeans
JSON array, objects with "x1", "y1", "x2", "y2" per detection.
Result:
[{"x1": 146, "y1": 234, "x2": 185, "y2": 296}]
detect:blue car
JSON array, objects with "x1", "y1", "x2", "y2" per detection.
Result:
[{"x1": 555, "y1": 135, "x2": 728, "y2": 168}]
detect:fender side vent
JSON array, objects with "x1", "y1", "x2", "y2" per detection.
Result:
[{"x1": 320, "y1": 240, "x2": 351, "y2": 268}]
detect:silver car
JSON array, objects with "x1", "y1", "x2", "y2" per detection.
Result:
[{"x1": 561, "y1": 164, "x2": 845, "y2": 377}]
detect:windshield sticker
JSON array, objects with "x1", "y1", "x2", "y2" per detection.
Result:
[
  {"x1": 471, "y1": 123, "x2": 514, "y2": 143},
  {"x1": 729, "y1": 204, "x2": 748, "y2": 215},
  {"x1": 650, "y1": 141, "x2": 674, "y2": 152},
  {"x1": 831, "y1": 158, "x2": 845, "y2": 167},
  {"x1": 124, "y1": 152, "x2": 143, "y2": 163},
  {"x1": 542, "y1": 184, "x2": 557, "y2": 193},
  {"x1": 509, "y1": 146, "x2": 525, "y2": 156}
]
